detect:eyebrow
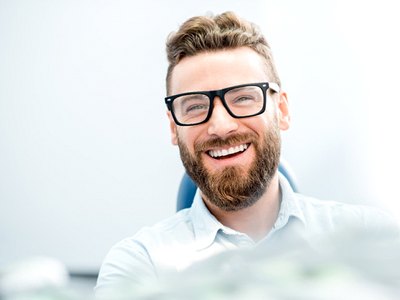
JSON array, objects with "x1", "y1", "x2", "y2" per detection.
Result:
[{"x1": 175, "y1": 94, "x2": 208, "y2": 108}]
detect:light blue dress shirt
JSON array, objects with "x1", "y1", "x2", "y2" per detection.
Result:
[{"x1": 95, "y1": 174, "x2": 398, "y2": 296}]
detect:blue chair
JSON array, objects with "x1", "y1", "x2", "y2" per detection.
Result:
[{"x1": 176, "y1": 159, "x2": 298, "y2": 211}]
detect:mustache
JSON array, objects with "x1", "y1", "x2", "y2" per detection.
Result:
[{"x1": 194, "y1": 133, "x2": 257, "y2": 153}]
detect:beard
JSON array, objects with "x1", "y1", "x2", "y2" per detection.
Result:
[{"x1": 177, "y1": 119, "x2": 281, "y2": 211}]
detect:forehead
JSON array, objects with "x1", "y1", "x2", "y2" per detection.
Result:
[{"x1": 170, "y1": 47, "x2": 270, "y2": 95}]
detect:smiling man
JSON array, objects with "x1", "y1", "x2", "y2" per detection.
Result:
[
  {"x1": 95, "y1": 11, "x2": 398, "y2": 296},
  {"x1": 166, "y1": 46, "x2": 287, "y2": 241}
]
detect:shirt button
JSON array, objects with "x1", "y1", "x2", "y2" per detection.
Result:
[{"x1": 237, "y1": 239, "x2": 252, "y2": 248}]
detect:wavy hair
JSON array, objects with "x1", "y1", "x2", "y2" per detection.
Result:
[{"x1": 165, "y1": 11, "x2": 281, "y2": 94}]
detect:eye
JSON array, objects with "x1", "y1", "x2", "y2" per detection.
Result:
[
  {"x1": 233, "y1": 95, "x2": 256, "y2": 103},
  {"x1": 226, "y1": 86, "x2": 262, "y2": 106},
  {"x1": 174, "y1": 94, "x2": 209, "y2": 116},
  {"x1": 185, "y1": 103, "x2": 209, "y2": 113},
  {"x1": 229, "y1": 94, "x2": 258, "y2": 107}
]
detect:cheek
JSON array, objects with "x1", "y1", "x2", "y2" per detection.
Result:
[
  {"x1": 259, "y1": 105, "x2": 279, "y2": 128},
  {"x1": 176, "y1": 128, "x2": 197, "y2": 152},
  {"x1": 243, "y1": 115, "x2": 270, "y2": 134}
]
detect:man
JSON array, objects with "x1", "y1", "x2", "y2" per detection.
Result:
[{"x1": 95, "y1": 11, "x2": 397, "y2": 296}]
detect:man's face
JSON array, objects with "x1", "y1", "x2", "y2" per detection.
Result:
[{"x1": 167, "y1": 47, "x2": 290, "y2": 211}]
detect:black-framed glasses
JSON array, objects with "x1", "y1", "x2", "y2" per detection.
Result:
[{"x1": 165, "y1": 82, "x2": 280, "y2": 126}]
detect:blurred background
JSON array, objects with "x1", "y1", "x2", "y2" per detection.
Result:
[{"x1": 1, "y1": 0, "x2": 399, "y2": 294}]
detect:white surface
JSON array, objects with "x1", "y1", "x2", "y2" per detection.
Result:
[
  {"x1": 0, "y1": 256, "x2": 69, "y2": 295},
  {"x1": 1, "y1": 0, "x2": 399, "y2": 272}
]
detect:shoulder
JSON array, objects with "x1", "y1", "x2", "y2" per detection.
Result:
[
  {"x1": 108, "y1": 208, "x2": 195, "y2": 256},
  {"x1": 295, "y1": 193, "x2": 399, "y2": 235},
  {"x1": 134, "y1": 208, "x2": 195, "y2": 244},
  {"x1": 95, "y1": 209, "x2": 195, "y2": 295}
]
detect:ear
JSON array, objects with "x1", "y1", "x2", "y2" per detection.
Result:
[
  {"x1": 167, "y1": 111, "x2": 178, "y2": 145},
  {"x1": 277, "y1": 91, "x2": 290, "y2": 131}
]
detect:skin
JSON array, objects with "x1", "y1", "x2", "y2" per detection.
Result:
[{"x1": 167, "y1": 47, "x2": 290, "y2": 241}]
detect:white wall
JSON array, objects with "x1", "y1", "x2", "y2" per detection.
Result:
[{"x1": 1, "y1": 0, "x2": 399, "y2": 273}]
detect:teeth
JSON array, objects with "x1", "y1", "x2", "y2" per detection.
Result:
[{"x1": 209, "y1": 144, "x2": 248, "y2": 158}]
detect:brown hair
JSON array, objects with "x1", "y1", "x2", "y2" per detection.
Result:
[{"x1": 165, "y1": 11, "x2": 281, "y2": 94}]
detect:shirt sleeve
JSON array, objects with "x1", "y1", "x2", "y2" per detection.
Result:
[{"x1": 94, "y1": 237, "x2": 157, "y2": 298}]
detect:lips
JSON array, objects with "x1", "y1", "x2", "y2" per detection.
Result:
[{"x1": 207, "y1": 143, "x2": 250, "y2": 158}]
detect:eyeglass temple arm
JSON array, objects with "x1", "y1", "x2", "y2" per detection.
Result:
[{"x1": 268, "y1": 82, "x2": 280, "y2": 93}]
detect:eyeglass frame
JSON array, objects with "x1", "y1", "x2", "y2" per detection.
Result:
[{"x1": 165, "y1": 82, "x2": 280, "y2": 126}]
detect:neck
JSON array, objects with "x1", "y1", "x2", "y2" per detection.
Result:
[{"x1": 202, "y1": 173, "x2": 281, "y2": 242}]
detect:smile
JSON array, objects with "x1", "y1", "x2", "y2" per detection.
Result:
[{"x1": 208, "y1": 143, "x2": 249, "y2": 158}]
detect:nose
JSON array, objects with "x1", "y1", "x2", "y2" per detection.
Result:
[{"x1": 207, "y1": 97, "x2": 239, "y2": 137}]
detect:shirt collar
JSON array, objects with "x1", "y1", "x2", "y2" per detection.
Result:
[
  {"x1": 190, "y1": 190, "x2": 225, "y2": 250},
  {"x1": 190, "y1": 172, "x2": 306, "y2": 249},
  {"x1": 274, "y1": 173, "x2": 306, "y2": 230}
]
